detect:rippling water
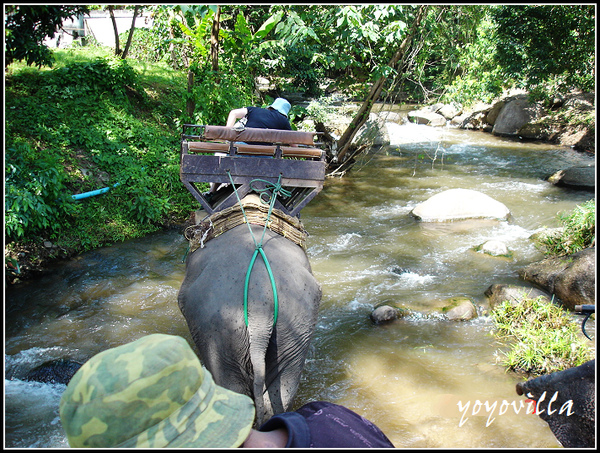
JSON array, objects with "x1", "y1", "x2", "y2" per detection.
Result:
[{"x1": 4, "y1": 124, "x2": 594, "y2": 448}]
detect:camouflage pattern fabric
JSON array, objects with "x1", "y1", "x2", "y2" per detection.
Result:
[{"x1": 59, "y1": 334, "x2": 255, "y2": 448}]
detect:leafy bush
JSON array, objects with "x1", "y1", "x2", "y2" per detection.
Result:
[
  {"x1": 5, "y1": 142, "x2": 78, "y2": 241},
  {"x1": 282, "y1": 45, "x2": 324, "y2": 95},
  {"x1": 492, "y1": 5, "x2": 595, "y2": 93},
  {"x1": 491, "y1": 296, "x2": 594, "y2": 375},
  {"x1": 190, "y1": 67, "x2": 255, "y2": 125},
  {"x1": 440, "y1": 17, "x2": 505, "y2": 106},
  {"x1": 50, "y1": 57, "x2": 138, "y2": 97},
  {"x1": 118, "y1": 28, "x2": 166, "y2": 63}
]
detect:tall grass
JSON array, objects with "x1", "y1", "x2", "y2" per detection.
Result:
[
  {"x1": 491, "y1": 296, "x2": 594, "y2": 375},
  {"x1": 537, "y1": 199, "x2": 595, "y2": 256}
]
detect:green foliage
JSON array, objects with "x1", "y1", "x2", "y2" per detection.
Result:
[
  {"x1": 440, "y1": 15, "x2": 505, "y2": 105},
  {"x1": 491, "y1": 297, "x2": 594, "y2": 375},
  {"x1": 142, "y1": 5, "x2": 216, "y2": 70},
  {"x1": 4, "y1": 5, "x2": 89, "y2": 68},
  {"x1": 221, "y1": 9, "x2": 284, "y2": 79},
  {"x1": 124, "y1": 186, "x2": 170, "y2": 224},
  {"x1": 117, "y1": 28, "x2": 165, "y2": 63},
  {"x1": 141, "y1": 4, "x2": 594, "y2": 114},
  {"x1": 51, "y1": 57, "x2": 138, "y2": 96},
  {"x1": 175, "y1": 6, "x2": 216, "y2": 62},
  {"x1": 5, "y1": 48, "x2": 198, "y2": 259},
  {"x1": 271, "y1": 4, "x2": 413, "y2": 86},
  {"x1": 281, "y1": 45, "x2": 324, "y2": 95},
  {"x1": 190, "y1": 68, "x2": 255, "y2": 125},
  {"x1": 147, "y1": 6, "x2": 280, "y2": 122},
  {"x1": 492, "y1": 5, "x2": 595, "y2": 93},
  {"x1": 5, "y1": 142, "x2": 78, "y2": 241},
  {"x1": 536, "y1": 200, "x2": 595, "y2": 257}
]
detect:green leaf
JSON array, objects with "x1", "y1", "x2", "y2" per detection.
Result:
[{"x1": 254, "y1": 11, "x2": 283, "y2": 40}]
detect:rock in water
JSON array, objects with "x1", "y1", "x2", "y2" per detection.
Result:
[
  {"x1": 371, "y1": 305, "x2": 402, "y2": 324},
  {"x1": 411, "y1": 188, "x2": 510, "y2": 222},
  {"x1": 25, "y1": 359, "x2": 83, "y2": 385}
]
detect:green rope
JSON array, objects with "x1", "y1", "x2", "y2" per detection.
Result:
[
  {"x1": 181, "y1": 243, "x2": 190, "y2": 263},
  {"x1": 227, "y1": 171, "x2": 290, "y2": 327},
  {"x1": 249, "y1": 178, "x2": 292, "y2": 246},
  {"x1": 244, "y1": 246, "x2": 278, "y2": 327}
]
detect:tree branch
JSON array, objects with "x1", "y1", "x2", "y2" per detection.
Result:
[{"x1": 335, "y1": 5, "x2": 429, "y2": 163}]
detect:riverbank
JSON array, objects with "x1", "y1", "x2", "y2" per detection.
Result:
[
  {"x1": 5, "y1": 219, "x2": 190, "y2": 285},
  {"x1": 407, "y1": 89, "x2": 595, "y2": 154}
]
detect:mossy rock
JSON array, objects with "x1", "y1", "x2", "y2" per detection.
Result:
[{"x1": 441, "y1": 297, "x2": 478, "y2": 321}]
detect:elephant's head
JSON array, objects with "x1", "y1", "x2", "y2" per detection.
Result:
[{"x1": 516, "y1": 359, "x2": 595, "y2": 448}]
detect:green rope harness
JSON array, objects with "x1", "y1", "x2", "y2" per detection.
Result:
[{"x1": 227, "y1": 171, "x2": 291, "y2": 327}]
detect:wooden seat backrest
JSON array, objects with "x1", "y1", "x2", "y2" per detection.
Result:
[{"x1": 203, "y1": 125, "x2": 316, "y2": 146}]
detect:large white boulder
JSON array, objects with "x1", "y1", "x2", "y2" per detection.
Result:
[{"x1": 411, "y1": 188, "x2": 510, "y2": 222}]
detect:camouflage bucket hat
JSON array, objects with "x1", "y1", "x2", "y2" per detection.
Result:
[{"x1": 59, "y1": 334, "x2": 255, "y2": 448}]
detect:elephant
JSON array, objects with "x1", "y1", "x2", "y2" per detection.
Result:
[
  {"x1": 516, "y1": 359, "x2": 595, "y2": 448},
  {"x1": 177, "y1": 211, "x2": 322, "y2": 427}
]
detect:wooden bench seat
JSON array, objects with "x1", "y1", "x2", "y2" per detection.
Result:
[
  {"x1": 188, "y1": 142, "x2": 324, "y2": 159},
  {"x1": 281, "y1": 146, "x2": 323, "y2": 159},
  {"x1": 180, "y1": 124, "x2": 326, "y2": 217},
  {"x1": 187, "y1": 141, "x2": 231, "y2": 153},
  {"x1": 233, "y1": 143, "x2": 276, "y2": 156}
]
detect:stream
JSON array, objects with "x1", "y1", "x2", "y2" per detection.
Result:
[{"x1": 4, "y1": 122, "x2": 595, "y2": 448}]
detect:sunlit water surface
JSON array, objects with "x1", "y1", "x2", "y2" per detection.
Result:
[{"x1": 5, "y1": 124, "x2": 595, "y2": 448}]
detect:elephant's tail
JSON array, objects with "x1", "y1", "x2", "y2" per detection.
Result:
[{"x1": 247, "y1": 322, "x2": 272, "y2": 426}]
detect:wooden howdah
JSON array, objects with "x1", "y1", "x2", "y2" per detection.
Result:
[{"x1": 180, "y1": 124, "x2": 326, "y2": 217}]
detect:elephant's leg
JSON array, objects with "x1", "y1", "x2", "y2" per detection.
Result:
[
  {"x1": 263, "y1": 320, "x2": 318, "y2": 415},
  {"x1": 178, "y1": 261, "x2": 255, "y2": 398},
  {"x1": 261, "y1": 266, "x2": 322, "y2": 417}
]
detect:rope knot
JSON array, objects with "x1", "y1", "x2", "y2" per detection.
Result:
[{"x1": 250, "y1": 177, "x2": 291, "y2": 205}]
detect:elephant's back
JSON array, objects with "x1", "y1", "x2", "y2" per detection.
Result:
[
  {"x1": 179, "y1": 224, "x2": 315, "y2": 312},
  {"x1": 189, "y1": 224, "x2": 311, "y2": 275}
]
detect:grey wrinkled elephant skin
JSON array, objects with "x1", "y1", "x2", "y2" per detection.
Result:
[
  {"x1": 516, "y1": 359, "x2": 595, "y2": 448},
  {"x1": 178, "y1": 223, "x2": 322, "y2": 426}
]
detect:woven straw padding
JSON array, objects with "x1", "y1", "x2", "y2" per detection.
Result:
[{"x1": 184, "y1": 195, "x2": 308, "y2": 252}]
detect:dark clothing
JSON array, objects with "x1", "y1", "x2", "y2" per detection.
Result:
[
  {"x1": 258, "y1": 401, "x2": 395, "y2": 448},
  {"x1": 243, "y1": 106, "x2": 291, "y2": 146},
  {"x1": 245, "y1": 106, "x2": 292, "y2": 131}
]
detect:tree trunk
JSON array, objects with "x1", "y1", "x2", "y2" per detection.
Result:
[
  {"x1": 334, "y1": 5, "x2": 429, "y2": 165},
  {"x1": 121, "y1": 5, "x2": 139, "y2": 60},
  {"x1": 187, "y1": 69, "x2": 195, "y2": 119},
  {"x1": 210, "y1": 6, "x2": 221, "y2": 72},
  {"x1": 108, "y1": 6, "x2": 121, "y2": 57},
  {"x1": 168, "y1": 12, "x2": 179, "y2": 69}
]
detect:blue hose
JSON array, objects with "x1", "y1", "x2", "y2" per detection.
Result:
[{"x1": 71, "y1": 183, "x2": 120, "y2": 200}]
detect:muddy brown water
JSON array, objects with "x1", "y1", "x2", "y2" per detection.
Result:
[{"x1": 4, "y1": 123, "x2": 595, "y2": 448}]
